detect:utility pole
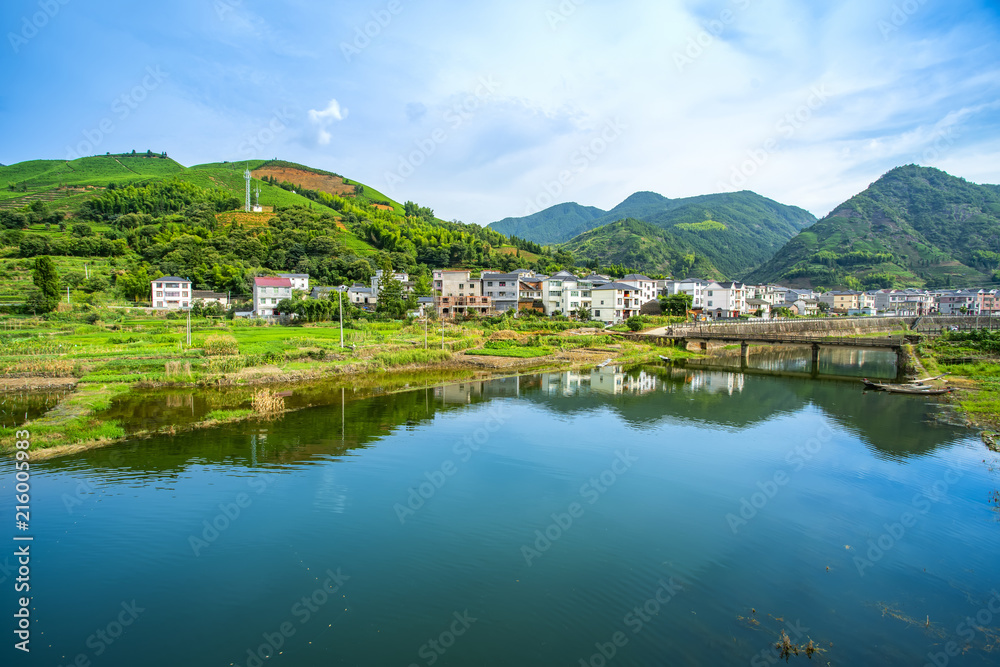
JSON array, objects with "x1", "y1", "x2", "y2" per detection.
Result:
[
  {"x1": 339, "y1": 287, "x2": 345, "y2": 348},
  {"x1": 186, "y1": 309, "x2": 192, "y2": 346},
  {"x1": 66, "y1": 286, "x2": 70, "y2": 304},
  {"x1": 424, "y1": 315, "x2": 428, "y2": 349}
]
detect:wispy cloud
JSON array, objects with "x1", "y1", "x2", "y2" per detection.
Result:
[{"x1": 308, "y1": 99, "x2": 348, "y2": 146}]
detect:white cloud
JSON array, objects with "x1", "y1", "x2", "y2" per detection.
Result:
[{"x1": 308, "y1": 99, "x2": 348, "y2": 146}]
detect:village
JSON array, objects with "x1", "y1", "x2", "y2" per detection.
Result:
[{"x1": 150, "y1": 268, "x2": 1000, "y2": 324}]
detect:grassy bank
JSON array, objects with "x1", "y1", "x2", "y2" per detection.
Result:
[
  {"x1": 913, "y1": 329, "x2": 1000, "y2": 433},
  {"x1": 0, "y1": 307, "x2": 692, "y2": 455}
]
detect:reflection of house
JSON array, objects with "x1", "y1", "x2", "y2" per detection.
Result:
[
  {"x1": 151, "y1": 276, "x2": 192, "y2": 310},
  {"x1": 433, "y1": 382, "x2": 484, "y2": 404},
  {"x1": 685, "y1": 371, "x2": 745, "y2": 395},
  {"x1": 591, "y1": 366, "x2": 658, "y2": 395}
]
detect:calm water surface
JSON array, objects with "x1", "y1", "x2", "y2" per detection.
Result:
[{"x1": 2, "y1": 349, "x2": 999, "y2": 666}]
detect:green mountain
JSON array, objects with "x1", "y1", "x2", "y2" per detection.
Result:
[
  {"x1": 489, "y1": 190, "x2": 816, "y2": 277},
  {"x1": 560, "y1": 218, "x2": 723, "y2": 278},
  {"x1": 747, "y1": 165, "x2": 1000, "y2": 289},
  {"x1": 487, "y1": 202, "x2": 606, "y2": 245},
  {"x1": 0, "y1": 154, "x2": 523, "y2": 303}
]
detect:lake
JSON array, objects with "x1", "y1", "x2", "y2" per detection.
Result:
[{"x1": 3, "y1": 348, "x2": 999, "y2": 666}]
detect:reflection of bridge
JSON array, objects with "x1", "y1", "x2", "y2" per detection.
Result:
[{"x1": 622, "y1": 330, "x2": 914, "y2": 369}]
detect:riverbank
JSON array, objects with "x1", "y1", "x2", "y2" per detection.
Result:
[{"x1": 1, "y1": 333, "x2": 691, "y2": 458}]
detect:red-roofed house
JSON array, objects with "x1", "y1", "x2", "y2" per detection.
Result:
[{"x1": 253, "y1": 276, "x2": 292, "y2": 318}]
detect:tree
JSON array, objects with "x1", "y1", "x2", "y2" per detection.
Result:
[
  {"x1": 661, "y1": 293, "x2": 693, "y2": 317},
  {"x1": 376, "y1": 273, "x2": 410, "y2": 319},
  {"x1": 31, "y1": 255, "x2": 59, "y2": 311},
  {"x1": 575, "y1": 305, "x2": 591, "y2": 321}
]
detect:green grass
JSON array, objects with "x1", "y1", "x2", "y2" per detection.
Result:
[
  {"x1": 204, "y1": 409, "x2": 254, "y2": 422},
  {"x1": 465, "y1": 347, "x2": 553, "y2": 358},
  {"x1": 374, "y1": 348, "x2": 452, "y2": 367},
  {"x1": 674, "y1": 220, "x2": 727, "y2": 232}
]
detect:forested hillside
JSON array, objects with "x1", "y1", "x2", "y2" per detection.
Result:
[{"x1": 748, "y1": 165, "x2": 1000, "y2": 289}]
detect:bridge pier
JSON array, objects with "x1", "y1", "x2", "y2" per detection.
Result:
[
  {"x1": 740, "y1": 341, "x2": 749, "y2": 363},
  {"x1": 811, "y1": 343, "x2": 820, "y2": 370}
]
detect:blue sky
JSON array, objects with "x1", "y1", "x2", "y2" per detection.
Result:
[{"x1": 1, "y1": 0, "x2": 999, "y2": 225}]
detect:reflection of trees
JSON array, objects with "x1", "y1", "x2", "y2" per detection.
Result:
[{"x1": 49, "y1": 350, "x2": 970, "y2": 481}]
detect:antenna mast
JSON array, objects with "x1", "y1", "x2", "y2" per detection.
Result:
[{"x1": 244, "y1": 167, "x2": 251, "y2": 213}]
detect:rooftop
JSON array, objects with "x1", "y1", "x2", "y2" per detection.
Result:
[{"x1": 254, "y1": 277, "x2": 292, "y2": 288}]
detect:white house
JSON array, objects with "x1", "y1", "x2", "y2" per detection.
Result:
[
  {"x1": 703, "y1": 281, "x2": 748, "y2": 319},
  {"x1": 253, "y1": 276, "x2": 292, "y2": 318},
  {"x1": 620, "y1": 274, "x2": 657, "y2": 307},
  {"x1": 151, "y1": 277, "x2": 192, "y2": 310},
  {"x1": 591, "y1": 282, "x2": 644, "y2": 324},
  {"x1": 278, "y1": 273, "x2": 310, "y2": 292}
]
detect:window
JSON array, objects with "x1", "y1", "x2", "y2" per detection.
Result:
[
  {"x1": 156, "y1": 283, "x2": 163, "y2": 288},
  {"x1": 571, "y1": 290, "x2": 579, "y2": 297},
  {"x1": 499, "y1": 281, "x2": 506, "y2": 287},
  {"x1": 487, "y1": 282, "x2": 493, "y2": 286},
  {"x1": 594, "y1": 310, "x2": 600, "y2": 316},
  {"x1": 708, "y1": 290, "x2": 713, "y2": 296},
  {"x1": 617, "y1": 299, "x2": 623, "y2": 305},
  {"x1": 708, "y1": 300, "x2": 713, "y2": 307},
  {"x1": 156, "y1": 291, "x2": 163, "y2": 297}
]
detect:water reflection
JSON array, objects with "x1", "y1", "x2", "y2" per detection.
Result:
[{"x1": 0, "y1": 387, "x2": 71, "y2": 428}]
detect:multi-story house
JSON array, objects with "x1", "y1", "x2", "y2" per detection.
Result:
[
  {"x1": 371, "y1": 270, "x2": 411, "y2": 298},
  {"x1": 433, "y1": 269, "x2": 492, "y2": 318},
  {"x1": 253, "y1": 276, "x2": 292, "y2": 318},
  {"x1": 978, "y1": 290, "x2": 1000, "y2": 316},
  {"x1": 151, "y1": 277, "x2": 192, "y2": 310},
  {"x1": 938, "y1": 290, "x2": 980, "y2": 315},
  {"x1": 620, "y1": 274, "x2": 657, "y2": 307},
  {"x1": 541, "y1": 271, "x2": 580, "y2": 316},
  {"x1": 591, "y1": 282, "x2": 643, "y2": 324},
  {"x1": 664, "y1": 279, "x2": 709, "y2": 309},
  {"x1": 278, "y1": 273, "x2": 310, "y2": 292},
  {"x1": 518, "y1": 278, "x2": 544, "y2": 312},
  {"x1": 482, "y1": 270, "x2": 533, "y2": 313},
  {"x1": 784, "y1": 288, "x2": 817, "y2": 304},
  {"x1": 818, "y1": 291, "x2": 860, "y2": 314},
  {"x1": 703, "y1": 281, "x2": 748, "y2": 319}
]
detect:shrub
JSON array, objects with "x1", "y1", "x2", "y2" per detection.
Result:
[{"x1": 203, "y1": 334, "x2": 239, "y2": 356}]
